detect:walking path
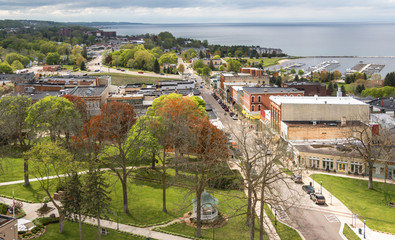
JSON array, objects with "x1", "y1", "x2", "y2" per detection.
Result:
[
  {"x1": 304, "y1": 172, "x2": 395, "y2": 240},
  {"x1": 0, "y1": 195, "x2": 190, "y2": 240}
]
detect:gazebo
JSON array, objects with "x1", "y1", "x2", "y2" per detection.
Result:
[{"x1": 192, "y1": 190, "x2": 219, "y2": 221}]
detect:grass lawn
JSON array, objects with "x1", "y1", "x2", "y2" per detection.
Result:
[
  {"x1": 90, "y1": 73, "x2": 179, "y2": 86},
  {"x1": 37, "y1": 221, "x2": 147, "y2": 240},
  {"x1": 343, "y1": 224, "x2": 360, "y2": 240},
  {"x1": 0, "y1": 157, "x2": 25, "y2": 183},
  {"x1": 264, "y1": 204, "x2": 302, "y2": 240},
  {"x1": 156, "y1": 191, "x2": 269, "y2": 240},
  {"x1": 311, "y1": 174, "x2": 395, "y2": 234}
]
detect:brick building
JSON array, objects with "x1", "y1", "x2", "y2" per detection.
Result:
[
  {"x1": 242, "y1": 87, "x2": 304, "y2": 116},
  {"x1": 0, "y1": 215, "x2": 17, "y2": 240},
  {"x1": 282, "y1": 81, "x2": 328, "y2": 96}
]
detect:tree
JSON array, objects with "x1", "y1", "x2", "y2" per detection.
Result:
[
  {"x1": 227, "y1": 59, "x2": 242, "y2": 72},
  {"x1": 147, "y1": 94, "x2": 207, "y2": 212},
  {"x1": 154, "y1": 59, "x2": 160, "y2": 73},
  {"x1": 25, "y1": 142, "x2": 76, "y2": 233},
  {"x1": 290, "y1": 69, "x2": 296, "y2": 74},
  {"x1": 11, "y1": 60, "x2": 23, "y2": 70},
  {"x1": 384, "y1": 72, "x2": 395, "y2": 87},
  {"x1": 158, "y1": 52, "x2": 178, "y2": 65},
  {"x1": 82, "y1": 45, "x2": 88, "y2": 59},
  {"x1": 0, "y1": 62, "x2": 13, "y2": 73},
  {"x1": 298, "y1": 69, "x2": 304, "y2": 75},
  {"x1": 46, "y1": 52, "x2": 60, "y2": 65},
  {"x1": 0, "y1": 96, "x2": 33, "y2": 186},
  {"x1": 345, "y1": 121, "x2": 394, "y2": 190},
  {"x1": 209, "y1": 60, "x2": 215, "y2": 70},
  {"x1": 82, "y1": 168, "x2": 111, "y2": 240},
  {"x1": 193, "y1": 59, "x2": 204, "y2": 70},
  {"x1": 183, "y1": 117, "x2": 229, "y2": 238},
  {"x1": 26, "y1": 96, "x2": 79, "y2": 142},
  {"x1": 95, "y1": 102, "x2": 149, "y2": 214},
  {"x1": 178, "y1": 63, "x2": 185, "y2": 74},
  {"x1": 201, "y1": 66, "x2": 211, "y2": 76}
]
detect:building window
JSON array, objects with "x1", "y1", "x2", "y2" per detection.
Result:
[
  {"x1": 322, "y1": 158, "x2": 334, "y2": 170},
  {"x1": 258, "y1": 96, "x2": 261, "y2": 103},
  {"x1": 351, "y1": 162, "x2": 363, "y2": 174},
  {"x1": 252, "y1": 96, "x2": 255, "y2": 103},
  {"x1": 258, "y1": 105, "x2": 261, "y2": 111},
  {"x1": 309, "y1": 156, "x2": 320, "y2": 168},
  {"x1": 252, "y1": 105, "x2": 255, "y2": 111}
]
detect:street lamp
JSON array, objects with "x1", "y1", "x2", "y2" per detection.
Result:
[
  {"x1": 320, "y1": 181, "x2": 323, "y2": 194},
  {"x1": 364, "y1": 219, "x2": 366, "y2": 239},
  {"x1": 274, "y1": 209, "x2": 277, "y2": 226}
]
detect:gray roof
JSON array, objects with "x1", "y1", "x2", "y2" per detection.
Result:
[
  {"x1": 192, "y1": 190, "x2": 218, "y2": 208},
  {"x1": 70, "y1": 86, "x2": 107, "y2": 97},
  {"x1": 243, "y1": 87, "x2": 303, "y2": 94},
  {"x1": 284, "y1": 81, "x2": 326, "y2": 87},
  {"x1": 368, "y1": 97, "x2": 395, "y2": 111}
]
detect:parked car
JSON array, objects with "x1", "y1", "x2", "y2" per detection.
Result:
[
  {"x1": 310, "y1": 193, "x2": 326, "y2": 205},
  {"x1": 224, "y1": 107, "x2": 229, "y2": 112},
  {"x1": 302, "y1": 185, "x2": 315, "y2": 194},
  {"x1": 94, "y1": 69, "x2": 100, "y2": 72},
  {"x1": 160, "y1": 73, "x2": 165, "y2": 75},
  {"x1": 138, "y1": 71, "x2": 144, "y2": 74},
  {"x1": 232, "y1": 115, "x2": 238, "y2": 120},
  {"x1": 291, "y1": 174, "x2": 303, "y2": 184}
]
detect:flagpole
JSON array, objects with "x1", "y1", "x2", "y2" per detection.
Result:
[{"x1": 13, "y1": 190, "x2": 15, "y2": 218}]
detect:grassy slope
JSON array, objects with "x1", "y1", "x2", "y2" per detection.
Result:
[
  {"x1": 343, "y1": 224, "x2": 360, "y2": 240},
  {"x1": 157, "y1": 191, "x2": 269, "y2": 240},
  {"x1": 264, "y1": 204, "x2": 302, "y2": 240},
  {"x1": 90, "y1": 73, "x2": 179, "y2": 86},
  {"x1": 311, "y1": 174, "x2": 395, "y2": 234},
  {"x1": 37, "y1": 221, "x2": 147, "y2": 240}
]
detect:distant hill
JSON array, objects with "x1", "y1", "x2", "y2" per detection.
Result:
[{"x1": 68, "y1": 22, "x2": 147, "y2": 27}]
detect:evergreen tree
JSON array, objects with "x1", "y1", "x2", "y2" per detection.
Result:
[
  {"x1": 80, "y1": 61, "x2": 86, "y2": 71},
  {"x1": 384, "y1": 72, "x2": 395, "y2": 87},
  {"x1": 82, "y1": 45, "x2": 88, "y2": 59},
  {"x1": 83, "y1": 169, "x2": 111, "y2": 240},
  {"x1": 327, "y1": 82, "x2": 334, "y2": 93},
  {"x1": 154, "y1": 59, "x2": 160, "y2": 73},
  {"x1": 294, "y1": 75, "x2": 299, "y2": 81},
  {"x1": 209, "y1": 60, "x2": 214, "y2": 71}
]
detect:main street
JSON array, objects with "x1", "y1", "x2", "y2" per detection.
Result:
[{"x1": 193, "y1": 72, "x2": 345, "y2": 240}]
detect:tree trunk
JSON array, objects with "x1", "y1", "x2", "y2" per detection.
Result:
[
  {"x1": 162, "y1": 149, "x2": 167, "y2": 213},
  {"x1": 97, "y1": 212, "x2": 101, "y2": 240},
  {"x1": 152, "y1": 152, "x2": 156, "y2": 169},
  {"x1": 59, "y1": 213, "x2": 65, "y2": 233},
  {"x1": 246, "y1": 177, "x2": 252, "y2": 227},
  {"x1": 78, "y1": 213, "x2": 82, "y2": 240},
  {"x1": 24, "y1": 157, "x2": 29, "y2": 186},
  {"x1": 121, "y1": 179, "x2": 129, "y2": 213},
  {"x1": 368, "y1": 162, "x2": 374, "y2": 190},
  {"x1": 250, "y1": 208, "x2": 255, "y2": 240},
  {"x1": 259, "y1": 195, "x2": 265, "y2": 240},
  {"x1": 174, "y1": 147, "x2": 179, "y2": 175},
  {"x1": 196, "y1": 189, "x2": 202, "y2": 238}
]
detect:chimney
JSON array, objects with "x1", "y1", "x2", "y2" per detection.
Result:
[
  {"x1": 337, "y1": 87, "x2": 342, "y2": 97},
  {"x1": 341, "y1": 116, "x2": 347, "y2": 126}
]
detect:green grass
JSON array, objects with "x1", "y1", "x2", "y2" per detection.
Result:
[
  {"x1": 280, "y1": 168, "x2": 294, "y2": 176},
  {"x1": 224, "y1": 57, "x2": 284, "y2": 68},
  {"x1": 264, "y1": 204, "x2": 302, "y2": 240},
  {"x1": 311, "y1": 174, "x2": 395, "y2": 234},
  {"x1": 343, "y1": 224, "x2": 360, "y2": 240},
  {"x1": 157, "y1": 191, "x2": 269, "y2": 240},
  {"x1": 37, "y1": 221, "x2": 147, "y2": 240},
  {"x1": 90, "y1": 73, "x2": 179, "y2": 86},
  {"x1": 0, "y1": 157, "x2": 25, "y2": 183}
]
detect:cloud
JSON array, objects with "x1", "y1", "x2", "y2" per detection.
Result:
[{"x1": 0, "y1": 0, "x2": 394, "y2": 22}]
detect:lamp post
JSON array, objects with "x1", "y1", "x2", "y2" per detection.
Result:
[
  {"x1": 320, "y1": 181, "x2": 323, "y2": 194},
  {"x1": 364, "y1": 219, "x2": 366, "y2": 239},
  {"x1": 274, "y1": 209, "x2": 277, "y2": 226}
]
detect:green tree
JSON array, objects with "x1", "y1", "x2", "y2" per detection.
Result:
[
  {"x1": 154, "y1": 59, "x2": 160, "y2": 73},
  {"x1": 384, "y1": 72, "x2": 395, "y2": 87},
  {"x1": 26, "y1": 96, "x2": 79, "y2": 142},
  {"x1": 178, "y1": 63, "x2": 185, "y2": 74},
  {"x1": 193, "y1": 59, "x2": 204, "y2": 70},
  {"x1": 11, "y1": 60, "x2": 23, "y2": 70},
  {"x1": 46, "y1": 52, "x2": 60, "y2": 65},
  {"x1": 201, "y1": 66, "x2": 211, "y2": 76},
  {"x1": 0, "y1": 62, "x2": 13, "y2": 73},
  {"x1": 290, "y1": 69, "x2": 296, "y2": 74},
  {"x1": 158, "y1": 52, "x2": 178, "y2": 65},
  {"x1": 25, "y1": 142, "x2": 75, "y2": 233},
  {"x1": 82, "y1": 169, "x2": 111, "y2": 240},
  {"x1": 298, "y1": 69, "x2": 304, "y2": 75},
  {"x1": 227, "y1": 59, "x2": 242, "y2": 72}
]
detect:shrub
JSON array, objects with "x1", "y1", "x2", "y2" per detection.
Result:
[
  {"x1": 0, "y1": 203, "x2": 7, "y2": 214},
  {"x1": 37, "y1": 217, "x2": 59, "y2": 225}
]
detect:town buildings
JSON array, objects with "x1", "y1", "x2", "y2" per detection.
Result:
[
  {"x1": 0, "y1": 215, "x2": 17, "y2": 240},
  {"x1": 282, "y1": 81, "x2": 328, "y2": 96}
]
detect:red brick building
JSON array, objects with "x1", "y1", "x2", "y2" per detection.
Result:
[
  {"x1": 282, "y1": 81, "x2": 328, "y2": 96},
  {"x1": 242, "y1": 87, "x2": 304, "y2": 116}
]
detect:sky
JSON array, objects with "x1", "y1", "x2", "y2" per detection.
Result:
[{"x1": 1, "y1": 0, "x2": 395, "y2": 23}]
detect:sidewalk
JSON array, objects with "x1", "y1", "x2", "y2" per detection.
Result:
[
  {"x1": 304, "y1": 174, "x2": 395, "y2": 240},
  {"x1": 0, "y1": 195, "x2": 190, "y2": 240}
]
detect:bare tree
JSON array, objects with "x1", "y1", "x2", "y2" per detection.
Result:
[
  {"x1": 229, "y1": 122, "x2": 297, "y2": 240},
  {"x1": 345, "y1": 120, "x2": 394, "y2": 190}
]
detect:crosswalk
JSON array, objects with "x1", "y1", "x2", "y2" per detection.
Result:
[
  {"x1": 324, "y1": 214, "x2": 340, "y2": 223},
  {"x1": 273, "y1": 205, "x2": 290, "y2": 221}
]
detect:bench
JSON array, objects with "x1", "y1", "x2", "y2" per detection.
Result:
[{"x1": 101, "y1": 228, "x2": 109, "y2": 235}]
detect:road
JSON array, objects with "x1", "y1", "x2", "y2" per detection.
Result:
[{"x1": 195, "y1": 71, "x2": 344, "y2": 240}]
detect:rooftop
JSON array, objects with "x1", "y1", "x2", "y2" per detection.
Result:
[
  {"x1": 270, "y1": 96, "x2": 367, "y2": 106},
  {"x1": 283, "y1": 81, "x2": 326, "y2": 87},
  {"x1": 244, "y1": 87, "x2": 303, "y2": 94},
  {"x1": 69, "y1": 86, "x2": 107, "y2": 97}
]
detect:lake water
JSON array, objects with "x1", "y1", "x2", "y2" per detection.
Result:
[
  {"x1": 103, "y1": 23, "x2": 395, "y2": 75},
  {"x1": 103, "y1": 22, "x2": 395, "y2": 57}
]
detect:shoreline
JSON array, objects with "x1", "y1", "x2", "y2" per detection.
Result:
[{"x1": 289, "y1": 56, "x2": 395, "y2": 58}]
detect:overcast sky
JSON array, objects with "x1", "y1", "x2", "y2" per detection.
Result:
[{"x1": 1, "y1": 0, "x2": 395, "y2": 23}]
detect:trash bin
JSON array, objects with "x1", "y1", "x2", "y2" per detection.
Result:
[{"x1": 359, "y1": 228, "x2": 362, "y2": 235}]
